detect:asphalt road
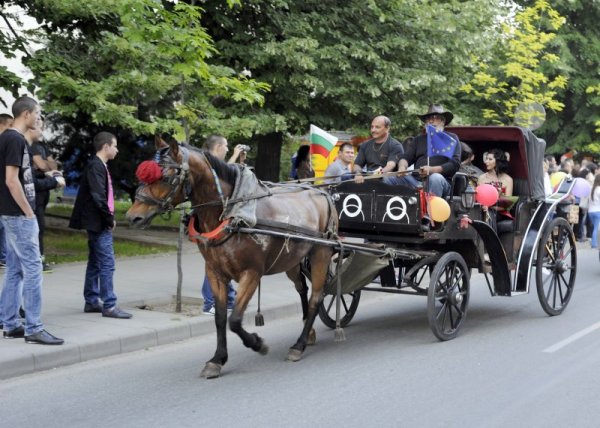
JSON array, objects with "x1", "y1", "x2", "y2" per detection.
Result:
[{"x1": 2, "y1": 248, "x2": 599, "y2": 428}]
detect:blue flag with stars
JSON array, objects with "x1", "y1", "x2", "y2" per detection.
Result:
[{"x1": 426, "y1": 124, "x2": 458, "y2": 160}]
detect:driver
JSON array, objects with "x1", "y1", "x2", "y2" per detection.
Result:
[{"x1": 353, "y1": 115, "x2": 404, "y2": 184}]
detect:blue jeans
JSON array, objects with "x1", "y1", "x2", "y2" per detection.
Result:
[
  {"x1": 202, "y1": 276, "x2": 236, "y2": 311},
  {"x1": 589, "y1": 211, "x2": 600, "y2": 249},
  {"x1": 0, "y1": 216, "x2": 43, "y2": 335},
  {"x1": 84, "y1": 229, "x2": 117, "y2": 309},
  {"x1": 0, "y1": 219, "x2": 6, "y2": 263},
  {"x1": 384, "y1": 173, "x2": 451, "y2": 198}
]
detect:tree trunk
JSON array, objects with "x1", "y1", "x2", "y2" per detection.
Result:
[{"x1": 254, "y1": 132, "x2": 283, "y2": 181}]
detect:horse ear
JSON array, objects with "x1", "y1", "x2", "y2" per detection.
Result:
[
  {"x1": 169, "y1": 137, "x2": 180, "y2": 159},
  {"x1": 155, "y1": 134, "x2": 169, "y2": 151}
]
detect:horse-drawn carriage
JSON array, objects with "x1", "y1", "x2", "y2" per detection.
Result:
[
  {"x1": 317, "y1": 126, "x2": 577, "y2": 340},
  {"x1": 126, "y1": 125, "x2": 577, "y2": 378}
]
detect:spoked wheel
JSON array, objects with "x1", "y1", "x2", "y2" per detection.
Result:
[
  {"x1": 427, "y1": 252, "x2": 470, "y2": 341},
  {"x1": 318, "y1": 290, "x2": 361, "y2": 329},
  {"x1": 535, "y1": 217, "x2": 576, "y2": 316}
]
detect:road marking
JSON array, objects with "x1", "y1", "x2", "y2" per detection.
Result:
[{"x1": 543, "y1": 321, "x2": 600, "y2": 353}]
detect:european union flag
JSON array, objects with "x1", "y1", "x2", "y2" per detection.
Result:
[{"x1": 426, "y1": 124, "x2": 458, "y2": 160}]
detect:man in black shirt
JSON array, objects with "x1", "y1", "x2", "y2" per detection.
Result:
[
  {"x1": 388, "y1": 104, "x2": 461, "y2": 197},
  {"x1": 0, "y1": 96, "x2": 63, "y2": 345},
  {"x1": 353, "y1": 115, "x2": 404, "y2": 184}
]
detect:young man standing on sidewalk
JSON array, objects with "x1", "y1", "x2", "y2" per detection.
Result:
[
  {"x1": 0, "y1": 96, "x2": 64, "y2": 345},
  {"x1": 0, "y1": 113, "x2": 13, "y2": 270},
  {"x1": 69, "y1": 132, "x2": 132, "y2": 319}
]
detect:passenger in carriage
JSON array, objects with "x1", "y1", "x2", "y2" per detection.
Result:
[
  {"x1": 353, "y1": 115, "x2": 404, "y2": 184},
  {"x1": 459, "y1": 142, "x2": 484, "y2": 186},
  {"x1": 324, "y1": 142, "x2": 354, "y2": 183},
  {"x1": 478, "y1": 148, "x2": 514, "y2": 233},
  {"x1": 386, "y1": 104, "x2": 460, "y2": 198}
]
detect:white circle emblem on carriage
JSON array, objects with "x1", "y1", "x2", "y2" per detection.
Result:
[
  {"x1": 383, "y1": 196, "x2": 408, "y2": 222},
  {"x1": 340, "y1": 194, "x2": 364, "y2": 220}
]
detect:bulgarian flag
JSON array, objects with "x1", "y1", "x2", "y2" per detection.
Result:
[{"x1": 310, "y1": 125, "x2": 337, "y2": 158}]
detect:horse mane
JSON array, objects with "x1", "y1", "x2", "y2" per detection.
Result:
[{"x1": 184, "y1": 143, "x2": 238, "y2": 187}]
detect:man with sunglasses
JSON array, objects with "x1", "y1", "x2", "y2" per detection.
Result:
[{"x1": 386, "y1": 104, "x2": 461, "y2": 198}]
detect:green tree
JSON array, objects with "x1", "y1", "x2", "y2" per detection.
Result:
[
  {"x1": 461, "y1": 0, "x2": 568, "y2": 127},
  {"x1": 0, "y1": 0, "x2": 268, "y2": 192},
  {"x1": 0, "y1": 7, "x2": 29, "y2": 108},
  {"x1": 521, "y1": 0, "x2": 600, "y2": 155},
  {"x1": 200, "y1": 0, "x2": 505, "y2": 180}
]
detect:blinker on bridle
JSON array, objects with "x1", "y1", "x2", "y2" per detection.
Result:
[{"x1": 134, "y1": 146, "x2": 191, "y2": 213}]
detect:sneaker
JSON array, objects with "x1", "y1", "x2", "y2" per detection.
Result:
[
  {"x1": 203, "y1": 307, "x2": 215, "y2": 316},
  {"x1": 42, "y1": 262, "x2": 53, "y2": 273}
]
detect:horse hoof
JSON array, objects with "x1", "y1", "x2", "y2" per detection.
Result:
[
  {"x1": 286, "y1": 348, "x2": 303, "y2": 362},
  {"x1": 307, "y1": 328, "x2": 316, "y2": 346},
  {"x1": 200, "y1": 362, "x2": 222, "y2": 379}
]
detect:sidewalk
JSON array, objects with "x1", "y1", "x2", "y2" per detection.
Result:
[{"x1": 0, "y1": 223, "x2": 303, "y2": 380}]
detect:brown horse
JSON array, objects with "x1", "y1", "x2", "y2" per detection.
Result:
[{"x1": 126, "y1": 139, "x2": 337, "y2": 378}]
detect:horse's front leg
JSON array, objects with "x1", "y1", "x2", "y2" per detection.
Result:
[
  {"x1": 200, "y1": 267, "x2": 230, "y2": 379},
  {"x1": 228, "y1": 270, "x2": 269, "y2": 356},
  {"x1": 287, "y1": 246, "x2": 332, "y2": 362}
]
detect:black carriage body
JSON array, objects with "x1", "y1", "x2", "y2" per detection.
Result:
[{"x1": 330, "y1": 126, "x2": 575, "y2": 296}]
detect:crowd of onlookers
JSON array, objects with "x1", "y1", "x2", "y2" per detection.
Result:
[{"x1": 546, "y1": 154, "x2": 600, "y2": 249}]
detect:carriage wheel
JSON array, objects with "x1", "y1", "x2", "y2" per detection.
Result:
[
  {"x1": 427, "y1": 252, "x2": 470, "y2": 341},
  {"x1": 535, "y1": 217, "x2": 576, "y2": 316},
  {"x1": 318, "y1": 290, "x2": 361, "y2": 329}
]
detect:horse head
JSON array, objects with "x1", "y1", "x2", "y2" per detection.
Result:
[{"x1": 126, "y1": 137, "x2": 190, "y2": 228}]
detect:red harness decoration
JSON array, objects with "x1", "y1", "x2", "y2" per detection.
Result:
[
  {"x1": 187, "y1": 216, "x2": 231, "y2": 244},
  {"x1": 136, "y1": 160, "x2": 162, "y2": 184}
]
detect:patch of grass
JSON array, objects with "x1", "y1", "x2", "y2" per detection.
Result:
[
  {"x1": 44, "y1": 230, "x2": 177, "y2": 265},
  {"x1": 46, "y1": 200, "x2": 188, "y2": 228}
]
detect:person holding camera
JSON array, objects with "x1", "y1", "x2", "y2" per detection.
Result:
[
  {"x1": 228, "y1": 143, "x2": 250, "y2": 165},
  {"x1": 200, "y1": 135, "x2": 240, "y2": 314}
]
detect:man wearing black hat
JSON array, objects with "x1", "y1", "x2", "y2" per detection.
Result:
[{"x1": 385, "y1": 104, "x2": 461, "y2": 197}]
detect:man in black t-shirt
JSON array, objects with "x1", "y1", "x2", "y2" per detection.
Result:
[
  {"x1": 27, "y1": 121, "x2": 63, "y2": 272},
  {"x1": 353, "y1": 115, "x2": 404, "y2": 184},
  {"x1": 0, "y1": 96, "x2": 63, "y2": 345},
  {"x1": 387, "y1": 104, "x2": 461, "y2": 197}
]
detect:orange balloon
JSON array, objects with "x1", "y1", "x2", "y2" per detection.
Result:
[{"x1": 429, "y1": 196, "x2": 451, "y2": 222}]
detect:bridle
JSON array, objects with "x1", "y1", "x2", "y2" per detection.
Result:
[{"x1": 134, "y1": 146, "x2": 191, "y2": 213}]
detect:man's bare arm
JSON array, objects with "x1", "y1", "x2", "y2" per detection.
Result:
[{"x1": 5, "y1": 165, "x2": 35, "y2": 218}]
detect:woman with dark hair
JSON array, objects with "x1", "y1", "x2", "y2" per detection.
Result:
[
  {"x1": 294, "y1": 145, "x2": 315, "y2": 179},
  {"x1": 478, "y1": 148, "x2": 513, "y2": 196},
  {"x1": 478, "y1": 148, "x2": 514, "y2": 233}
]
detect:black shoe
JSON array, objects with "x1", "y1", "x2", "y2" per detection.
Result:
[
  {"x1": 84, "y1": 302, "x2": 103, "y2": 313},
  {"x1": 102, "y1": 307, "x2": 132, "y2": 319},
  {"x1": 42, "y1": 262, "x2": 53, "y2": 273},
  {"x1": 25, "y1": 329, "x2": 64, "y2": 345},
  {"x1": 3, "y1": 325, "x2": 25, "y2": 339}
]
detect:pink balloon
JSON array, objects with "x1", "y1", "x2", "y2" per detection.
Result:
[
  {"x1": 476, "y1": 183, "x2": 499, "y2": 207},
  {"x1": 571, "y1": 177, "x2": 591, "y2": 198}
]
